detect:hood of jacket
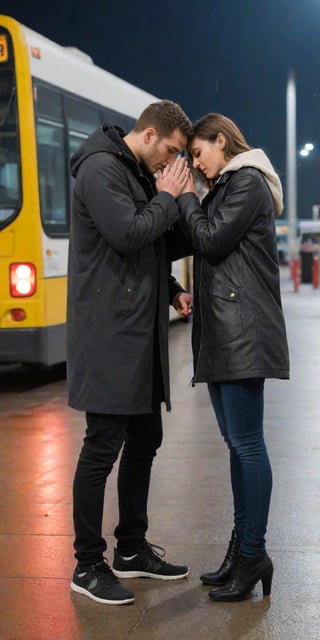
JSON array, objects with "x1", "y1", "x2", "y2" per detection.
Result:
[
  {"x1": 219, "y1": 148, "x2": 283, "y2": 216},
  {"x1": 70, "y1": 124, "x2": 132, "y2": 177}
]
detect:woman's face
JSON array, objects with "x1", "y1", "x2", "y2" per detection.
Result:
[{"x1": 189, "y1": 135, "x2": 228, "y2": 180}]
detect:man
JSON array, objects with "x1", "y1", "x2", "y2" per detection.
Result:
[{"x1": 67, "y1": 100, "x2": 193, "y2": 605}]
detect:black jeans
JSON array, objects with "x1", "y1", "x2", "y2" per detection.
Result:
[{"x1": 73, "y1": 405, "x2": 163, "y2": 566}]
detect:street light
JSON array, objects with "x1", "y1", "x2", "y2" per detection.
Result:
[
  {"x1": 299, "y1": 142, "x2": 315, "y2": 157},
  {"x1": 298, "y1": 143, "x2": 319, "y2": 221}
]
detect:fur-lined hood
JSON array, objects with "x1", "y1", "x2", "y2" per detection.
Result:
[{"x1": 220, "y1": 149, "x2": 283, "y2": 216}]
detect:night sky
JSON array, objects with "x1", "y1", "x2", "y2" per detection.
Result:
[{"x1": 1, "y1": 0, "x2": 320, "y2": 217}]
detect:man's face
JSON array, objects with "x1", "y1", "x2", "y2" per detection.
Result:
[{"x1": 141, "y1": 128, "x2": 187, "y2": 174}]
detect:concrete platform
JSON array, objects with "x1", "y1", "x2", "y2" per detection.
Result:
[{"x1": 0, "y1": 267, "x2": 319, "y2": 639}]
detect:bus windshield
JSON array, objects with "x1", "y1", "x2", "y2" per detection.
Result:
[{"x1": 0, "y1": 66, "x2": 21, "y2": 227}]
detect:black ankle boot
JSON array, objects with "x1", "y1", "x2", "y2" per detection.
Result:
[
  {"x1": 208, "y1": 552, "x2": 273, "y2": 602},
  {"x1": 200, "y1": 529, "x2": 241, "y2": 586}
]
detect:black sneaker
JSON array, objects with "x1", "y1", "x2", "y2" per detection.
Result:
[
  {"x1": 70, "y1": 559, "x2": 135, "y2": 605},
  {"x1": 112, "y1": 542, "x2": 189, "y2": 580}
]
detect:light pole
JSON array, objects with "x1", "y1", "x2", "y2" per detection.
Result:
[{"x1": 286, "y1": 69, "x2": 297, "y2": 259}]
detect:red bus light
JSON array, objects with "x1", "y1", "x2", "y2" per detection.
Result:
[
  {"x1": 10, "y1": 308, "x2": 27, "y2": 321},
  {"x1": 10, "y1": 263, "x2": 37, "y2": 297}
]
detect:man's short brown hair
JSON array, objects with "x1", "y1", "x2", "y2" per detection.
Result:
[{"x1": 133, "y1": 100, "x2": 192, "y2": 140}]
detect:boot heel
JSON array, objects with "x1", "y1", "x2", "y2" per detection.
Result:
[{"x1": 262, "y1": 569, "x2": 273, "y2": 596}]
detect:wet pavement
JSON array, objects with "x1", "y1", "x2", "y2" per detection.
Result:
[{"x1": 0, "y1": 266, "x2": 319, "y2": 640}]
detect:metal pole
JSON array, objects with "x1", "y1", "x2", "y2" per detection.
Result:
[{"x1": 286, "y1": 70, "x2": 297, "y2": 259}]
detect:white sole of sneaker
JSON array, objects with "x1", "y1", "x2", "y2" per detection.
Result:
[
  {"x1": 111, "y1": 569, "x2": 190, "y2": 580},
  {"x1": 70, "y1": 581, "x2": 135, "y2": 605}
]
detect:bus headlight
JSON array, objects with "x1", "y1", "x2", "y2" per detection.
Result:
[{"x1": 10, "y1": 263, "x2": 37, "y2": 297}]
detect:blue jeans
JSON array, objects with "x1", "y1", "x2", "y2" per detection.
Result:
[{"x1": 208, "y1": 378, "x2": 272, "y2": 556}]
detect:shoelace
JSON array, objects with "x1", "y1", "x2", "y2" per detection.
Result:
[
  {"x1": 93, "y1": 559, "x2": 120, "y2": 584},
  {"x1": 146, "y1": 542, "x2": 166, "y2": 559},
  {"x1": 229, "y1": 557, "x2": 245, "y2": 587}
]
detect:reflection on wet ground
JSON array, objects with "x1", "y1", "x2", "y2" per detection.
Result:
[{"x1": 0, "y1": 268, "x2": 320, "y2": 639}]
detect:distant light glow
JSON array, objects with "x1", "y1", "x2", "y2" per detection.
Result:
[
  {"x1": 300, "y1": 149, "x2": 309, "y2": 157},
  {"x1": 304, "y1": 143, "x2": 314, "y2": 151}
]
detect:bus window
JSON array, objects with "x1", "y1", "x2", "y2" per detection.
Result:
[
  {"x1": 0, "y1": 55, "x2": 21, "y2": 227},
  {"x1": 101, "y1": 106, "x2": 135, "y2": 132},
  {"x1": 36, "y1": 121, "x2": 68, "y2": 235},
  {"x1": 68, "y1": 130, "x2": 87, "y2": 206},
  {"x1": 66, "y1": 97, "x2": 100, "y2": 136},
  {"x1": 36, "y1": 83, "x2": 63, "y2": 121},
  {"x1": 66, "y1": 98, "x2": 101, "y2": 208},
  {"x1": 68, "y1": 131, "x2": 87, "y2": 157},
  {"x1": 34, "y1": 84, "x2": 68, "y2": 236}
]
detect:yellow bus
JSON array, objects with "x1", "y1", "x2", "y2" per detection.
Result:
[{"x1": 0, "y1": 15, "x2": 191, "y2": 366}]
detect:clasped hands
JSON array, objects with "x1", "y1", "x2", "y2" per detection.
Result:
[
  {"x1": 156, "y1": 157, "x2": 194, "y2": 317},
  {"x1": 156, "y1": 157, "x2": 197, "y2": 199}
]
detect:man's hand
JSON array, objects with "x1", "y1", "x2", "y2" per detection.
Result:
[
  {"x1": 156, "y1": 157, "x2": 190, "y2": 199},
  {"x1": 172, "y1": 292, "x2": 193, "y2": 317}
]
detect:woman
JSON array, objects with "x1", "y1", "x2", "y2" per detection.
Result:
[{"x1": 177, "y1": 113, "x2": 289, "y2": 602}]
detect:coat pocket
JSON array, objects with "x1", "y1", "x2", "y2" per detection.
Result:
[
  {"x1": 113, "y1": 274, "x2": 136, "y2": 322},
  {"x1": 208, "y1": 280, "x2": 242, "y2": 345}
]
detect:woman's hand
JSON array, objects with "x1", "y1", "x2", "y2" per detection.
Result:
[
  {"x1": 180, "y1": 172, "x2": 198, "y2": 196},
  {"x1": 156, "y1": 157, "x2": 190, "y2": 199}
]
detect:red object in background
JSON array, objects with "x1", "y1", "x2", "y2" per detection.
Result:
[
  {"x1": 292, "y1": 257, "x2": 300, "y2": 293},
  {"x1": 312, "y1": 255, "x2": 319, "y2": 289}
]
